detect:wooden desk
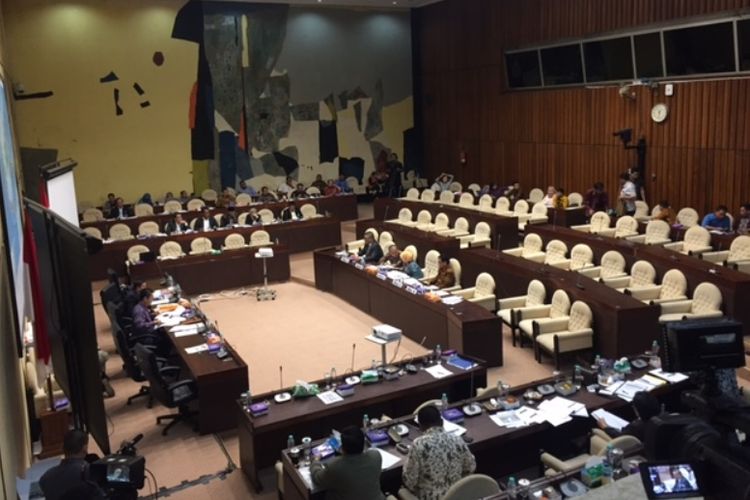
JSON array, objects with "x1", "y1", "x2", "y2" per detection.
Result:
[
  {"x1": 238, "y1": 360, "x2": 487, "y2": 491},
  {"x1": 354, "y1": 219, "x2": 461, "y2": 265},
  {"x1": 90, "y1": 217, "x2": 341, "y2": 280},
  {"x1": 526, "y1": 224, "x2": 750, "y2": 334},
  {"x1": 314, "y1": 249, "x2": 503, "y2": 366},
  {"x1": 373, "y1": 198, "x2": 519, "y2": 250},
  {"x1": 128, "y1": 245, "x2": 291, "y2": 294},
  {"x1": 459, "y1": 248, "x2": 661, "y2": 359},
  {"x1": 168, "y1": 329, "x2": 248, "y2": 435},
  {"x1": 547, "y1": 207, "x2": 587, "y2": 227},
  {"x1": 636, "y1": 221, "x2": 739, "y2": 250}
]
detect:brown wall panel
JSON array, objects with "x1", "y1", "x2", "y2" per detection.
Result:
[{"x1": 414, "y1": 0, "x2": 750, "y2": 216}]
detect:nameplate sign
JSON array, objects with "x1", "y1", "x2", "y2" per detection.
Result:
[
  {"x1": 340, "y1": 256, "x2": 350, "y2": 263},
  {"x1": 376, "y1": 273, "x2": 387, "y2": 281},
  {"x1": 392, "y1": 280, "x2": 404, "y2": 288},
  {"x1": 405, "y1": 286, "x2": 418, "y2": 295},
  {"x1": 354, "y1": 263, "x2": 365, "y2": 271}
]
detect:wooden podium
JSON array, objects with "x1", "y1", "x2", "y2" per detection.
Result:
[{"x1": 37, "y1": 409, "x2": 70, "y2": 458}]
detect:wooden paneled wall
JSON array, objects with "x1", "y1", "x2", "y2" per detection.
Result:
[{"x1": 413, "y1": 0, "x2": 750, "y2": 215}]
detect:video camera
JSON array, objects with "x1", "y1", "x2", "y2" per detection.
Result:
[{"x1": 89, "y1": 434, "x2": 146, "y2": 500}]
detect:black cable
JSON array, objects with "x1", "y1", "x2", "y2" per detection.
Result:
[{"x1": 146, "y1": 467, "x2": 158, "y2": 499}]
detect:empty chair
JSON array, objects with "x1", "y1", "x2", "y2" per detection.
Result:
[
  {"x1": 541, "y1": 429, "x2": 642, "y2": 476},
  {"x1": 235, "y1": 193, "x2": 253, "y2": 207},
  {"x1": 387, "y1": 207, "x2": 415, "y2": 227},
  {"x1": 189, "y1": 237, "x2": 213, "y2": 255},
  {"x1": 249, "y1": 230, "x2": 272, "y2": 248},
  {"x1": 445, "y1": 257, "x2": 462, "y2": 292},
  {"x1": 528, "y1": 187, "x2": 544, "y2": 204},
  {"x1": 518, "y1": 289, "x2": 571, "y2": 347},
  {"x1": 510, "y1": 199, "x2": 530, "y2": 218},
  {"x1": 436, "y1": 216, "x2": 470, "y2": 238},
  {"x1": 477, "y1": 194, "x2": 494, "y2": 212},
  {"x1": 598, "y1": 215, "x2": 639, "y2": 239},
  {"x1": 438, "y1": 190, "x2": 455, "y2": 204},
  {"x1": 578, "y1": 250, "x2": 627, "y2": 281},
  {"x1": 134, "y1": 203, "x2": 154, "y2": 217},
  {"x1": 566, "y1": 244, "x2": 595, "y2": 271},
  {"x1": 571, "y1": 211, "x2": 610, "y2": 234},
  {"x1": 212, "y1": 214, "x2": 224, "y2": 226},
  {"x1": 494, "y1": 196, "x2": 510, "y2": 214},
  {"x1": 497, "y1": 279, "x2": 546, "y2": 346},
  {"x1": 454, "y1": 272, "x2": 496, "y2": 311},
  {"x1": 163, "y1": 200, "x2": 183, "y2": 213},
  {"x1": 519, "y1": 202, "x2": 548, "y2": 230},
  {"x1": 634, "y1": 200, "x2": 651, "y2": 222},
  {"x1": 222, "y1": 233, "x2": 246, "y2": 250},
  {"x1": 159, "y1": 241, "x2": 184, "y2": 259},
  {"x1": 627, "y1": 219, "x2": 672, "y2": 246},
  {"x1": 441, "y1": 474, "x2": 501, "y2": 500},
  {"x1": 542, "y1": 239, "x2": 569, "y2": 267},
  {"x1": 127, "y1": 244, "x2": 150, "y2": 264},
  {"x1": 658, "y1": 282, "x2": 723, "y2": 323},
  {"x1": 449, "y1": 181, "x2": 462, "y2": 193},
  {"x1": 186, "y1": 198, "x2": 205, "y2": 211},
  {"x1": 663, "y1": 226, "x2": 712, "y2": 255},
  {"x1": 430, "y1": 213, "x2": 450, "y2": 233},
  {"x1": 346, "y1": 176, "x2": 366, "y2": 195},
  {"x1": 567, "y1": 192, "x2": 583, "y2": 207},
  {"x1": 676, "y1": 207, "x2": 700, "y2": 227},
  {"x1": 82, "y1": 208, "x2": 104, "y2": 222},
  {"x1": 458, "y1": 192, "x2": 474, "y2": 208},
  {"x1": 83, "y1": 226, "x2": 102, "y2": 239},
  {"x1": 701, "y1": 235, "x2": 750, "y2": 273},
  {"x1": 415, "y1": 210, "x2": 434, "y2": 231},
  {"x1": 109, "y1": 223, "x2": 134, "y2": 241},
  {"x1": 626, "y1": 269, "x2": 688, "y2": 305},
  {"x1": 299, "y1": 203, "x2": 322, "y2": 219},
  {"x1": 502, "y1": 233, "x2": 546, "y2": 262},
  {"x1": 201, "y1": 189, "x2": 218, "y2": 202},
  {"x1": 534, "y1": 301, "x2": 594, "y2": 368},
  {"x1": 346, "y1": 228, "x2": 378, "y2": 253},
  {"x1": 138, "y1": 221, "x2": 160, "y2": 236},
  {"x1": 257, "y1": 208, "x2": 275, "y2": 224},
  {"x1": 459, "y1": 221, "x2": 491, "y2": 249},
  {"x1": 602, "y1": 260, "x2": 656, "y2": 292},
  {"x1": 305, "y1": 186, "x2": 320, "y2": 196},
  {"x1": 467, "y1": 183, "x2": 481, "y2": 196},
  {"x1": 420, "y1": 189, "x2": 436, "y2": 202},
  {"x1": 404, "y1": 187, "x2": 419, "y2": 200},
  {"x1": 420, "y1": 250, "x2": 440, "y2": 283}
]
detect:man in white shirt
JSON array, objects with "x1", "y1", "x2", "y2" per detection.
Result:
[
  {"x1": 618, "y1": 173, "x2": 637, "y2": 216},
  {"x1": 195, "y1": 207, "x2": 218, "y2": 232},
  {"x1": 277, "y1": 176, "x2": 295, "y2": 198}
]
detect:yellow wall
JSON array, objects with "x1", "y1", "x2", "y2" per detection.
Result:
[{"x1": 3, "y1": 0, "x2": 197, "y2": 207}]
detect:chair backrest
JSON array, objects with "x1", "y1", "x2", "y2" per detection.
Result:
[
  {"x1": 159, "y1": 241, "x2": 183, "y2": 258},
  {"x1": 83, "y1": 226, "x2": 102, "y2": 239},
  {"x1": 420, "y1": 189, "x2": 435, "y2": 202},
  {"x1": 306, "y1": 186, "x2": 320, "y2": 195},
  {"x1": 114, "y1": 327, "x2": 144, "y2": 381},
  {"x1": 729, "y1": 235, "x2": 750, "y2": 261},
  {"x1": 404, "y1": 244, "x2": 418, "y2": 262},
  {"x1": 109, "y1": 223, "x2": 133, "y2": 241},
  {"x1": 660, "y1": 269, "x2": 688, "y2": 300},
  {"x1": 423, "y1": 250, "x2": 440, "y2": 277},
  {"x1": 449, "y1": 181, "x2": 462, "y2": 193},
  {"x1": 223, "y1": 233, "x2": 246, "y2": 249},
  {"x1": 187, "y1": 198, "x2": 206, "y2": 211},
  {"x1": 570, "y1": 244, "x2": 594, "y2": 270},
  {"x1": 531, "y1": 201, "x2": 547, "y2": 217},
  {"x1": 458, "y1": 192, "x2": 474, "y2": 207},
  {"x1": 363, "y1": 227, "x2": 379, "y2": 241},
  {"x1": 346, "y1": 177, "x2": 359, "y2": 189},
  {"x1": 590, "y1": 211, "x2": 611, "y2": 232},
  {"x1": 677, "y1": 207, "x2": 699, "y2": 227},
  {"x1": 201, "y1": 188, "x2": 218, "y2": 202},
  {"x1": 238, "y1": 212, "x2": 250, "y2": 226},
  {"x1": 82, "y1": 208, "x2": 104, "y2": 222},
  {"x1": 134, "y1": 203, "x2": 154, "y2": 217},
  {"x1": 127, "y1": 244, "x2": 150, "y2": 264},
  {"x1": 691, "y1": 282, "x2": 722, "y2": 314},
  {"x1": 513, "y1": 199, "x2": 529, "y2": 215},
  {"x1": 258, "y1": 208, "x2": 275, "y2": 224},
  {"x1": 405, "y1": 187, "x2": 419, "y2": 200},
  {"x1": 568, "y1": 192, "x2": 583, "y2": 207},
  {"x1": 473, "y1": 221, "x2": 491, "y2": 239},
  {"x1": 235, "y1": 193, "x2": 253, "y2": 207},
  {"x1": 398, "y1": 208, "x2": 413, "y2": 223},
  {"x1": 528, "y1": 188, "x2": 544, "y2": 203},
  {"x1": 433, "y1": 213, "x2": 450, "y2": 231},
  {"x1": 683, "y1": 226, "x2": 710, "y2": 251},
  {"x1": 439, "y1": 190, "x2": 455, "y2": 204},
  {"x1": 634, "y1": 200, "x2": 649, "y2": 219},
  {"x1": 163, "y1": 199, "x2": 183, "y2": 213},
  {"x1": 615, "y1": 215, "x2": 638, "y2": 236},
  {"x1": 379, "y1": 231, "x2": 394, "y2": 249},
  {"x1": 417, "y1": 210, "x2": 432, "y2": 225},
  {"x1": 478, "y1": 194, "x2": 493, "y2": 210},
  {"x1": 550, "y1": 290, "x2": 571, "y2": 318},
  {"x1": 138, "y1": 221, "x2": 160, "y2": 236},
  {"x1": 495, "y1": 196, "x2": 510, "y2": 213},
  {"x1": 449, "y1": 258, "x2": 462, "y2": 287},
  {"x1": 454, "y1": 217, "x2": 469, "y2": 233},
  {"x1": 442, "y1": 474, "x2": 500, "y2": 500},
  {"x1": 299, "y1": 203, "x2": 318, "y2": 219},
  {"x1": 629, "y1": 260, "x2": 657, "y2": 287},
  {"x1": 545, "y1": 239, "x2": 568, "y2": 264},
  {"x1": 190, "y1": 236, "x2": 213, "y2": 254},
  {"x1": 600, "y1": 251, "x2": 626, "y2": 278},
  {"x1": 522, "y1": 233, "x2": 543, "y2": 254},
  {"x1": 568, "y1": 301, "x2": 593, "y2": 330},
  {"x1": 467, "y1": 183, "x2": 481, "y2": 195},
  {"x1": 250, "y1": 230, "x2": 272, "y2": 247},
  {"x1": 645, "y1": 219, "x2": 671, "y2": 242},
  {"x1": 474, "y1": 272, "x2": 495, "y2": 297},
  {"x1": 133, "y1": 344, "x2": 173, "y2": 405},
  {"x1": 213, "y1": 214, "x2": 224, "y2": 226},
  {"x1": 526, "y1": 279, "x2": 546, "y2": 306}
]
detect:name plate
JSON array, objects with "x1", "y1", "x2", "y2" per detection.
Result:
[
  {"x1": 340, "y1": 256, "x2": 350, "y2": 263},
  {"x1": 392, "y1": 279, "x2": 404, "y2": 288},
  {"x1": 354, "y1": 263, "x2": 365, "y2": 270},
  {"x1": 405, "y1": 286, "x2": 418, "y2": 295},
  {"x1": 376, "y1": 273, "x2": 387, "y2": 281}
]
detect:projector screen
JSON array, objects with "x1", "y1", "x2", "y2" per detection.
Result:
[{"x1": 47, "y1": 169, "x2": 80, "y2": 228}]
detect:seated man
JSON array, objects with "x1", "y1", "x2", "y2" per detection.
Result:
[
  {"x1": 597, "y1": 391, "x2": 660, "y2": 442},
  {"x1": 379, "y1": 244, "x2": 403, "y2": 266},
  {"x1": 427, "y1": 254, "x2": 455, "y2": 289},
  {"x1": 402, "y1": 405, "x2": 476, "y2": 500},
  {"x1": 401, "y1": 250, "x2": 424, "y2": 279},
  {"x1": 238, "y1": 180, "x2": 257, "y2": 196},
  {"x1": 165, "y1": 213, "x2": 189, "y2": 235},
  {"x1": 107, "y1": 197, "x2": 133, "y2": 219},
  {"x1": 245, "y1": 207, "x2": 262, "y2": 225},
  {"x1": 257, "y1": 186, "x2": 276, "y2": 203},
  {"x1": 504, "y1": 181, "x2": 522, "y2": 203},
  {"x1": 278, "y1": 176, "x2": 296, "y2": 198},
  {"x1": 220, "y1": 206, "x2": 238, "y2": 227},
  {"x1": 162, "y1": 191, "x2": 175, "y2": 204},
  {"x1": 354, "y1": 232, "x2": 383, "y2": 264},
  {"x1": 132, "y1": 288, "x2": 159, "y2": 336},
  {"x1": 653, "y1": 200, "x2": 676, "y2": 225},
  {"x1": 734, "y1": 203, "x2": 750, "y2": 235},
  {"x1": 194, "y1": 207, "x2": 218, "y2": 232},
  {"x1": 310, "y1": 426, "x2": 385, "y2": 500},
  {"x1": 40, "y1": 430, "x2": 105, "y2": 500},
  {"x1": 335, "y1": 174, "x2": 352, "y2": 193},
  {"x1": 103, "y1": 192, "x2": 117, "y2": 214},
  {"x1": 123, "y1": 280, "x2": 146, "y2": 315},
  {"x1": 324, "y1": 179, "x2": 341, "y2": 196},
  {"x1": 217, "y1": 187, "x2": 236, "y2": 208},
  {"x1": 291, "y1": 183, "x2": 309, "y2": 199},
  {"x1": 178, "y1": 190, "x2": 191, "y2": 204},
  {"x1": 311, "y1": 174, "x2": 327, "y2": 193},
  {"x1": 702, "y1": 205, "x2": 731, "y2": 232},
  {"x1": 280, "y1": 201, "x2": 303, "y2": 221}
]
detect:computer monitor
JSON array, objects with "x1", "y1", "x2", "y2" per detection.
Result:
[{"x1": 660, "y1": 319, "x2": 745, "y2": 373}]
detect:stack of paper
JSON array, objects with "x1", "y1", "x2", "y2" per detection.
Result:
[
  {"x1": 185, "y1": 343, "x2": 208, "y2": 355},
  {"x1": 441, "y1": 296, "x2": 463, "y2": 306},
  {"x1": 490, "y1": 411, "x2": 525, "y2": 429},
  {"x1": 425, "y1": 364, "x2": 452, "y2": 379},
  {"x1": 649, "y1": 369, "x2": 689, "y2": 383},
  {"x1": 170, "y1": 323, "x2": 205, "y2": 337},
  {"x1": 591, "y1": 409, "x2": 630, "y2": 431},
  {"x1": 537, "y1": 396, "x2": 588, "y2": 427},
  {"x1": 442, "y1": 419, "x2": 467, "y2": 436}
]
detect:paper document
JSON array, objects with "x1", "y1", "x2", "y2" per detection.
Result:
[
  {"x1": 425, "y1": 364, "x2": 453, "y2": 379},
  {"x1": 537, "y1": 396, "x2": 586, "y2": 426},
  {"x1": 316, "y1": 391, "x2": 344, "y2": 405},
  {"x1": 614, "y1": 380, "x2": 653, "y2": 401},
  {"x1": 373, "y1": 448, "x2": 402, "y2": 469},
  {"x1": 649, "y1": 369, "x2": 689, "y2": 384},
  {"x1": 591, "y1": 409, "x2": 630, "y2": 431},
  {"x1": 442, "y1": 419, "x2": 467, "y2": 436},
  {"x1": 185, "y1": 343, "x2": 208, "y2": 355},
  {"x1": 598, "y1": 380, "x2": 625, "y2": 396},
  {"x1": 490, "y1": 411, "x2": 525, "y2": 429},
  {"x1": 516, "y1": 406, "x2": 546, "y2": 425},
  {"x1": 441, "y1": 296, "x2": 463, "y2": 306}
]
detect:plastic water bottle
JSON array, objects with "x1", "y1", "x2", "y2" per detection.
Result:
[
  {"x1": 435, "y1": 344, "x2": 442, "y2": 363},
  {"x1": 593, "y1": 354, "x2": 601, "y2": 372},
  {"x1": 651, "y1": 339, "x2": 660, "y2": 356},
  {"x1": 362, "y1": 414, "x2": 370, "y2": 430},
  {"x1": 287, "y1": 434, "x2": 295, "y2": 450},
  {"x1": 506, "y1": 476, "x2": 518, "y2": 499},
  {"x1": 602, "y1": 444, "x2": 614, "y2": 484},
  {"x1": 573, "y1": 365, "x2": 583, "y2": 388},
  {"x1": 441, "y1": 392, "x2": 449, "y2": 408}
]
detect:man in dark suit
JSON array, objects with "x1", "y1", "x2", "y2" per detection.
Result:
[
  {"x1": 355, "y1": 231, "x2": 383, "y2": 264},
  {"x1": 194, "y1": 207, "x2": 218, "y2": 232},
  {"x1": 220, "y1": 206, "x2": 238, "y2": 227},
  {"x1": 280, "y1": 201, "x2": 302, "y2": 221},
  {"x1": 107, "y1": 197, "x2": 133, "y2": 219},
  {"x1": 164, "y1": 213, "x2": 189, "y2": 234}
]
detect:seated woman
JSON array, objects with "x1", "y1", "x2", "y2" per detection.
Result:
[
  {"x1": 138, "y1": 192, "x2": 154, "y2": 206},
  {"x1": 555, "y1": 187, "x2": 569, "y2": 208},
  {"x1": 324, "y1": 179, "x2": 341, "y2": 196},
  {"x1": 379, "y1": 244, "x2": 402, "y2": 267},
  {"x1": 401, "y1": 250, "x2": 423, "y2": 279}
]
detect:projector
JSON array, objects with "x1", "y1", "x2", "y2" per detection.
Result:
[
  {"x1": 257, "y1": 247, "x2": 274, "y2": 257},
  {"x1": 373, "y1": 324, "x2": 402, "y2": 341}
]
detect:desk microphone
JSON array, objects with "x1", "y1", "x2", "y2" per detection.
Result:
[
  {"x1": 345, "y1": 344, "x2": 361, "y2": 385},
  {"x1": 274, "y1": 365, "x2": 292, "y2": 403},
  {"x1": 552, "y1": 209, "x2": 558, "y2": 231},
  {"x1": 575, "y1": 271, "x2": 585, "y2": 290},
  {"x1": 383, "y1": 204, "x2": 390, "y2": 223},
  {"x1": 495, "y1": 234, "x2": 502, "y2": 251}
]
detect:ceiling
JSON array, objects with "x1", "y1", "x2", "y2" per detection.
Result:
[{"x1": 210, "y1": 0, "x2": 443, "y2": 8}]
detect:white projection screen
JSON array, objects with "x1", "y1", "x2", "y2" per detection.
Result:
[{"x1": 46, "y1": 166, "x2": 80, "y2": 228}]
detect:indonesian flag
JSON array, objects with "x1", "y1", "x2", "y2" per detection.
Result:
[{"x1": 23, "y1": 209, "x2": 51, "y2": 364}]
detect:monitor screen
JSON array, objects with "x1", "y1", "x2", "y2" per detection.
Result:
[
  {"x1": 662, "y1": 319, "x2": 745, "y2": 372},
  {"x1": 106, "y1": 464, "x2": 130, "y2": 484},
  {"x1": 640, "y1": 462, "x2": 702, "y2": 499}
]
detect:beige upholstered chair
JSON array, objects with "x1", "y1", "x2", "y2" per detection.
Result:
[
  {"x1": 512, "y1": 199, "x2": 530, "y2": 217},
  {"x1": 258, "y1": 208, "x2": 275, "y2": 224},
  {"x1": 404, "y1": 187, "x2": 419, "y2": 200},
  {"x1": 658, "y1": 282, "x2": 723, "y2": 323},
  {"x1": 222, "y1": 233, "x2": 246, "y2": 250},
  {"x1": 379, "y1": 231, "x2": 395, "y2": 250},
  {"x1": 443, "y1": 258, "x2": 462, "y2": 292},
  {"x1": 346, "y1": 177, "x2": 366, "y2": 195},
  {"x1": 346, "y1": 228, "x2": 378, "y2": 253},
  {"x1": 572, "y1": 211, "x2": 610, "y2": 234},
  {"x1": 305, "y1": 186, "x2": 320, "y2": 196},
  {"x1": 137, "y1": 221, "x2": 160, "y2": 236},
  {"x1": 502, "y1": 233, "x2": 546, "y2": 262},
  {"x1": 458, "y1": 192, "x2": 474, "y2": 208},
  {"x1": 454, "y1": 272, "x2": 496, "y2": 311},
  {"x1": 458, "y1": 221, "x2": 491, "y2": 249},
  {"x1": 420, "y1": 250, "x2": 441, "y2": 283},
  {"x1": 134, "y1": 203, "x2": 154, "y2": 217},
  {"x1": 387, "y1": 207, "x2": 415, "y2": 226},
  {"x1": 299, "y1": 203, "x2": 322, "y2": 219},
  {"x1": 235, "y1": 193, "x2": 253, "y2": 207},
  {"x1": 436, "y1": 217, "x2": 470, "y2": 238},
  {"x1": 201, "y1": 189, "x2": 218, "y2": 202},
  {"x1": 497, "y1": 279, "x2": 546, "y2": 345},
  {"x1": 186, "y1": 198, "x2": 206, "y2": 211},
  {"x1": 541, "y1": 429, "x2": 642, "y2": 476},
  {"x1": 634, "y1": 200, "x2": 650, "y2": 222},
  {"x1": 626, "y1": 269, "x2": 688, "y2": 305},
  {"x1": 431, "y1": 213, "x2": 450, "y2": 233},
  {"x1": 449, "y1": 181, "x2": 462, "y2": 193},
  {"x1": 209, "y1": 214, "x2": 223, "y2": 227},
  {"x1": 82, "y1": 208, "x2": 104, "y2": 222},
  {"x1": 109, "y1": 223, "x2": 134, "y2": 241},
  {"x1": 403, "y1": 244, "x2": 418, "y2": 263},
  {"x1": 127, "y1": 244, "x2": 150, "y2": 264},
  {"x1": 567, "y1": 244, "x2": 595, "y2": 271},
  {"x1": 627, "y1": 219, "x2": 672, "y2": 245},
  {"x1": 602, "y1": 260, "x2": 656, "y2": 292},
  {"x1": 519, "y1": 201, "x2": 549, "y2": 230},
  {"x1": 438, "y1": 190, "x2": 455, "y2": 204},
  {"x1": 159, "y1": 241, "x2": 184, "y2": 259},
  {"x1": 534, "y1": 301, "x2": 594, "y2": 368},
  {"x1": 225, "y1": 187, "x2": 237, "y2": 197},
  {"x1": 477, "y1": 194, "x2": 494, "y2": 212},
  {"x1": 495, "y1": 196, "x2": 510, "y2": 214},
  {"x1": 189, "y1": 236, "x2": 213, "y2": 255},
  {"x1": 398, "y1": 474, "x2": 500, "y2": 500},
  {"x1": 249, "y1": 230, "x2": 272, "y2": 248},
  {"x1": 702, "y1": 235, "x2": 750, "y2": 273},
  {"x1": 676, "y1": 207, "x2": 700, "y2": 227},
  {"x1": 543, "y1": 239, "x2": 569, "y2": 267},
  {"x1": 518, "y1": 289, "x2": 571, "y2": 347},
  {"x1": 83, "y1": 226, "x2": 102, "y2": 239},
  {"x1": 414, "y1": 210, "x2": 434, "y2": 231},
  {"x1": 420, "y1": 189, "x2": 435, "y2": 202},
  {"x1": 467, "y1": 183, "x2": 481, "y2": 195},
  {"x1": 598, "y1": 215, "x2": 639, "y2": 239},
  {"x1": 567, "y1": 192, "x2": 583, "y2": 207},
  {"x1": 528, "y1": 187, "x2": 544, "y2": 204},
  {"x1": 663, "y1": 226, "x2": 712, "y2": 255},
  {"x1": 163, "y1": 200, "x2": 183, "y2": 213},
  {"x1": 578, "y1": 250, "x2": 627, "y2": 281},
  {"x1": 24, "y1": 347, "x2": 64, "y2": 418}
]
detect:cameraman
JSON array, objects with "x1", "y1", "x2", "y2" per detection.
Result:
[{"x1": 40, "y1": 430, "x2": 105, "y2": 500}]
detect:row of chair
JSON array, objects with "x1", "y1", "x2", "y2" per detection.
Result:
[
  {"x1": 386, "y1": 209, "x2": 494, "y2": 248},
  {"x1": 126, "y1": 231, "x2": 272, "y2": 263}
]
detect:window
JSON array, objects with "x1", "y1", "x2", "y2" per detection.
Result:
[
  {"x1": 541, "y1": 44, "x2": 583, "y2": 86},
  {"x1": 506, "y1": 51, "x2": 542, "y2": 88},
  {"x1": 664, "y1": 22, "x2": 735, "y2": 76},
  {"x1": 738, "y1": 19, "x2": 750, "y2": 71},
  {"x1": 634, "y1": 33, "x2": 664, "y2": 78},
  {"x1": 584, "y1": 37, "x2": 634, "y2": 82}
]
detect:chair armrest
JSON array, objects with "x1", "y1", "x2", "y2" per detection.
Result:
[
  {"x1": 659, "y1": 300, "x2": 693, "y2": 314},
  {"x1": 516, "y1": 305, "x2": 552, "y2": 320},
  {"x1": 168, "y1": 379, "x2": 196, "y2": 393},
  {"x1": 734, "y1": 261, "x2": 750, "y2": 274},
  {"x1": 625, "y1": 285, "x2": 662, "y2": 301},
  {"x1": 570, "y1": 224, "x2": 591, "y2": 233},
  {"x1": 528, "y1": 215, "x2": 549, "y2": 225},
  {"x1": 435, "y1": 228, "x2": 452, "y2": 236},
  {"x1": 516, "y1": 213, "x2": 533, "y2": 223},
  {"x1": 502, "y1": 247, "x2": 523, "y2": 257},
  {"x1": 159, "y1": 365, "x2": 181, "y2": 376},
  {"x1": 453, "y1": 287, "x2": 476, "y2": 299},
  {"x1": 597, "y1": 228, "x2": 616, "y2": 238},
  {"x1": 397, "y1": 487, "x2": 420, "y2": 500},
  {"x1": 540, "y1": 452, "x2": 570, "y2": 473},
  {"x1": 647, "y1": 237, "x2": 672, "y2": 246},
  {"x1": 601, "y1": 276, "x2": 631, "y2": 289},
  {"x1": 524, "y1": 252, "x2": 546, "y2": 263},
  {"x1": 497, "y1": 296, "x2": 528, "y2": 310},
  {"x1": 548, "y1": 259, "x2": 571, "y2": 270},
  {"x1": 626, "y1": 234, "x2": 646, "y2": 244},
  {"x1": 608, "y1": 435, "x2": 642, "y2": 455},
  {"x1": 687, "y1": 245, "x2": 713, "y2": 256},
  {"x1": 469, "y1": 236, "x2": 491, "y2": 248},
  {"x1": 451, "y1": 229, "x2": 470, "y2": 237},
  {"x1": 469, "y1": 294, "x2": 496, "y2": 311},
  {"x1": 441, "y1": 285, "x2": 462, "y2": 293},
  {"x1": 457, "y1": 234, "x2": 475, "y2": 245},
  {"x1": 663, "y1": 242, "x2": 683, "y2": 252},
  {"x1": 535, "y1": 317, "x2": 571, "y2": 334},
  {"x1": 650, "y1": 295, "x2": 687, "y2": 305},
  {"x1": 615, "y1": 230, "x2": 639, "y2": 239},
  {"x1": 577, "y1": 266, "x2": 601, "y2": 278},
  {"x1": 591, "y1": 428, "x2": 611, "y2": 442}
]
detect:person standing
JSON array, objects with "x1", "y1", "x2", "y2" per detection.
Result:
[
  {"x1": 583, "y1": 182, "x2": 609, "y2": 217},
  {"x1": 618, "y1": 173, "x2": 637, "y2": 216}
]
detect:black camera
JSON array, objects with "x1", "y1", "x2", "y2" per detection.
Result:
[{"x1": 89, "y1": 434, "x2": 146, "y2": 499}]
